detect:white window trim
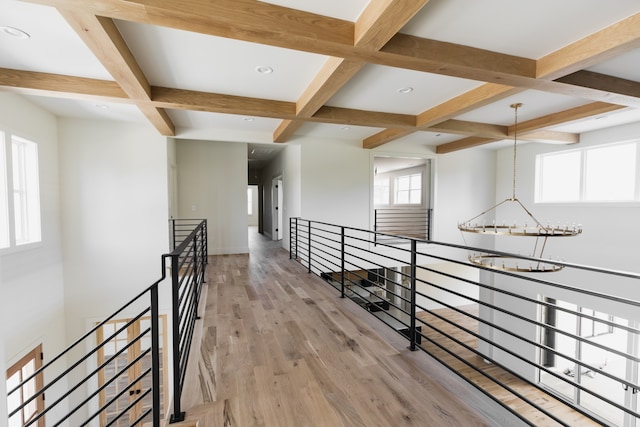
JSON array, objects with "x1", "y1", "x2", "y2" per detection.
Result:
[
  {"x1": 374, "y1": 165, "x2": 427, "y2": 209},
  {"x1": 0, "y1": 130, "x2": 43, "y2": 254},
  {"x1": 535, "y1": 139, "x2": 640, "y2": 205}
]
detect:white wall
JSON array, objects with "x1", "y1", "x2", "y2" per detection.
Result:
[
  {"x1": 0, "y1": 92, "x2": 68, "y2": 422},
  {"x1": 484, "y1": 122, "x2": 640, "y2": 379},
  {"x1": 432, "y1": 148, "x2": 497, "y2": 253},
  {"x1": 58, "y1": 118, "x2": 170, "y2": 338},
  {"x1": 248, "y1": 185, "x2": 259, "y2": 226},
  {"x1": 259, "y1": 143, "x2": 301, "y2": 250},
  {"x1": 300, "y1": 138, "x2": 371, "y2": 228},
  {"x1": 176, "y1": 139, "x2": 248, "y2": 254}
]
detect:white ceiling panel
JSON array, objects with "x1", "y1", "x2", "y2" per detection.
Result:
[
  {"x1": 115, "y1": 21, "x2": 329, "y2": 102},
  {"x1": 327, "y1": 64, "x2": 483, "y2": 115},
  {"x1": 23, "y1": 95, "x2": 147, "y2": 123},
  {"x1": 0, "y1": 1, "x2": 112, "y2": 79},
  {"x1": 548, "y1": 108, "x2": 640, "y2": 133},
  {"x1": 294, "y1": 122, "x2": 384, "y2": 141},
  {"x1": 1, "y1": 0, "x2": 639, "y2": 155},
  {"x1": 455, "y1": 90, "x2": 592, "y2": 125},
  {"x1": 401, "y1": 0, "x2": 640, "y2": 59},
  {"x1": 587, "y1": 48, "x2": 640, "y2": 82}
]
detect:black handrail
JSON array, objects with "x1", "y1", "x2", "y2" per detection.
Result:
[
  {"x1": 7, "y1": 219, "x2": 207, "y2": 426},
  {"x1": 290, "y1": 217, "x2": 640, "y2": 427}
]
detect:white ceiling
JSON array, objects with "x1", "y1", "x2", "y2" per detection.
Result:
[{"x1": 0, "y1": 0, "x2": 639, "y2": 156}]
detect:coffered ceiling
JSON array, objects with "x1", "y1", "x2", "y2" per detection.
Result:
[{"x1": 1, "y1": 0, "x2": 640, "y2": 154}]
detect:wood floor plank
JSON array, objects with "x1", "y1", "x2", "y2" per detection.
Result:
[{"x1": 181, "y1": 230, "x2": 536, "y2": 426}]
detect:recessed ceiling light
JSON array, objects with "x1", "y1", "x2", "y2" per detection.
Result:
[
  {"x1": 243, "y1": 117, "x2": 254, "y2": 121},
  {"x1": 95, "y1": 104, "x2": 109, "y2": 109},
  {"x1": 341, "y1": 126, "x2": 350, "y2": 131},
  {"x1": 595, "y1": 116, "x2": 607, "y2": 120},
  {"x1": 1, "y1": 26, "x2": 31, "y2": 39},
  {"x1": 256, "y1": 66, "x2": 273, "y2": 74},
  {"x1": 397, "y1": 87, "x2": 413, "y2": 94}
]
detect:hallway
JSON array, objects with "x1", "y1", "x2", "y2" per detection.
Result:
[{"x1": 178, "y1": 229, "x2": 519, "y2": 426}]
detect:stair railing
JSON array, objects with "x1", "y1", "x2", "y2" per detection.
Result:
[{"x1": 6, "y1": 219, "x2": 207, "y2": 426}]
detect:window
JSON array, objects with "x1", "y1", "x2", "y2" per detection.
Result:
[
  {"x1": 6, "y1": 344, "x2": 44, "y2": 427},
  {"x1": 536, "y1": 141, "x2": 639, "y2": 203},
  {"x1": 247, "y1": 187, "x2": 253, "y2": 215},
  {"x1": 0, "y1": 132, "x2": 41, "y2": 250},
  {"x1": 539, "y1": 298, "x2": 635, "y2": 426},
  {"x1": 394, "y1": 173, "x2": 421, "y2": 205}
]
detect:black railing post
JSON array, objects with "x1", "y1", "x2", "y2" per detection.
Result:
[
  {"x1": 341, "y1": 226, "x2": 345, "y2": 298},
  {"x1": 170, "y1": 253, "x2": 185, "y2": 423},
  {"x1": 409, "y1": 239, "x2": 418, "y2": 351},
  {"x1": 194, "y1": 236, "x2": 201, "y2": 320},
  {"x1": 374, "y1": 209, "x2": 378, "y2": 245},
  {"x1": 294, "y1": 218, "x2": 298, "y2": 260},
  {"x1": 150, "y1": 284, "x2": 161, "y2": 427},
  {"x1": 289, "y1": 218, "x2": 293, "y2": 260},
  {"x1": 171, "y1": 219, "x2": 176, "y2": 250},
  {"x1": 308, "y1": 220, "x2": 312, "y2": 273}
]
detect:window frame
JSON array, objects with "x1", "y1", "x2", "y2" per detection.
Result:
[
  {"x1": 0, "y1": 130, "x2": 42, "y2": 253},
  {"x1": 535, "y1": 140, "x2": 640, "y2": 204},
  {"x1": 373, "y1": 166, "x2": 426, "y2": 209},
  {"x1": 6, "y1": 344, "x2": 45, "y2": 427}
]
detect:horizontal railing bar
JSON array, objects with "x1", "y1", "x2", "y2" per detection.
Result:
[
  {"x1": 55, "y1": 348, "x2": 151, "y2": 427},
  {"x1": 415, "y1": 262, "x2": 640, "y2": 338},
  {"x1": 415, "y1": 302, "x2": 639, "y2": 421},
  {"x1": 10, "y1": 308, "x2": 150, "y2": 417},
  {"x1": 415, "y1": 291, "x2": 640, "y2": 395},
  {"x1": 104, "y1": 385, "x2": 152, "y2": 427},
  {"x1": 415, "y1": 324, "x2": 570, "y2": 426}
]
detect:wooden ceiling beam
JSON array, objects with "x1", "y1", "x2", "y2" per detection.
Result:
[
  {"x1": 273, "y1": 58, "x2": 365, "y2": 142},
  {"x1": 508, "y1": 102, "x2": 627, "y2": 135},
  {"x1": 151, "y1": 87, "x2": 297, "y2": 118},
  {"x1": 58, "y1": 10, "x2": 175, "y2": 135},
  {"x1": 26, "y1": 0, "x2": 640, "y2": 110},
  {"x1": 310, "y1": 106, "x2": 414, "y2": 128},
  {"x1": 26, "y1": 0, "x2": 354, "y2": 52},
  {"x1": 551, "y1": 71, "x2": 640, "y2": 107},
  {"x1": 436, "y1": 137, "x2": 499, "y2": 154},
  {"x1": 365, "y1": 12, "x2": 640, "y2": 151},
  {"x1": 364, "y1": 83, "x2": 522, "y2": 148},
  {"x1": 274, "y1": 0, "x2": 428, "y2": 143},
  {"x1": 0, "y1": 68, "x2": 127, "y2": 100},
  {"x1": 536, "y1": 12, "x2": 640, "y2": 80},
  {"x1": 378, "y1": 34, "x2": 536, "y2": 83},
  {"x1": 426, "y1": 120, "x2": 577, "y2": 143}
]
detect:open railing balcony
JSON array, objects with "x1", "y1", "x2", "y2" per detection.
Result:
[
  {"x1": 7, "y1": 219, "x2": 207, "y2": 427},
  {"x1": 290, "y1": 217, "x2": 640, "y2": 427}
]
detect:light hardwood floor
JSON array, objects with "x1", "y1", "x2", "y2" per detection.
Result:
[{"x1": 178, "y1": 231, "x2": 595, "y2": 426}]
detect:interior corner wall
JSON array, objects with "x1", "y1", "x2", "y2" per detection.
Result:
[
  {"x1": 432, "y1": 148, "x2": 497, "y2": 255},
  {"x1": 57, "y1": 118, "x2": 170, "y2": 341},
  {"x1": 176, "y1": 139, "x2": 249, "y2": 254},
  {"x1": 0, "y1": 93, "x2": 68, "y2": 421},
  {"x1": 299, "y1": 138, "x2": 370, "y2": 228},
  {"x1": 259, "y1": 144, "x2": 301, "y2": 251}
]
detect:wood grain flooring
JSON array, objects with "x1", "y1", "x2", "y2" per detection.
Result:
[{"x1": 178, "y1": 231, "x2": 579, "y2": 426}]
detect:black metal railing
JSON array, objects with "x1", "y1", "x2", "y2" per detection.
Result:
[
  {"x1": 374, "y1": 208, "x2": 431, "y2": 243},
  {"x1": 168, "y1": 219, "x2": 207, "y2": 423},
  {"x1": 7, "y1": 219, "x2": 207, "y2": 426},
  {"x1": 290, "y1": 217, "x2": 640, "y2": 427}
]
